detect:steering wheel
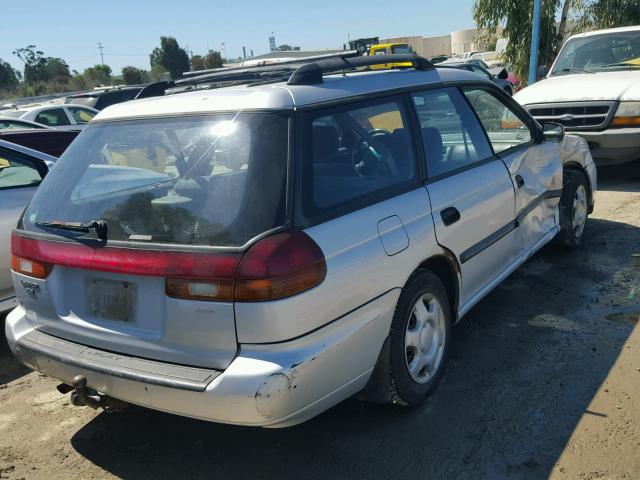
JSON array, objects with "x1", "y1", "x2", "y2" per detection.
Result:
[{"x1": 351, "y1": 129, "x2": 399, "y2": 177}]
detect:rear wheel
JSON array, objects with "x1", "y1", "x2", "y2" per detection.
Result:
[
  {"x1": 557, "y1": 169, "x2": 589, "y2": 248},
  {"x1": 388, "y1": 271, "x2": 451, "y2": 406}
]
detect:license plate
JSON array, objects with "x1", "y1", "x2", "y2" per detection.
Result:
[{"x1": 86, "y1": 278, "x2": 136, "y2": 322}]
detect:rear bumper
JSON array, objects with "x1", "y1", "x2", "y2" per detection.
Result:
[
  {"x1": 6, "y1": 288, "x2": 399, "y2": 427},
  {"x1": 572, "y1": 128, "x2": 640, "y2": 165}
]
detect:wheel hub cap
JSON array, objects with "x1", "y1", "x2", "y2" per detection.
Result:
[
  {"x1": 572, "y1": 184, "x2": 588, "y2": 238},
  {"x1": 404, "y1": 293, "x2": 446, "y2": 384}
]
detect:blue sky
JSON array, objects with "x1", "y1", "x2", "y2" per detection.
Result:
[{"x1": 1, "y1": 0, "x2": 476, "y2": 76}]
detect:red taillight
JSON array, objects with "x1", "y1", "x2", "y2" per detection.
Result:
[
  {"x1": 11, "y1": 233, "x2": 240, "y2": 296},
  {"x1": 235, "y1": 230, "x2": 327, "y2": 301},
  {"x1": 11, "y1": 230, "x2": 326, "y2": 302}
]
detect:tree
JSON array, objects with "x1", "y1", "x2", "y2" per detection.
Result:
[
  {"x1": 190, "y1": 55, "x2": 205, "y2": 71},
  {"x1": 13, "y1": 45, "x2": 47, "y2": 83},
  {"x1": 12, "y1": 45, "x2": 71, "y2": 85},
  {"x1": 150, "y1": 36, "x2": 190, "y2": 79},
  {"x1": 473, "y1": 0, "x2": 564, "y2": 86},
  {"x1": 571, "y1": 0, "x2": 640, "y2": 32},
  {"x1": 0, "y1": 58, "x2": 19, "y2": 90},
  {"x1": 122, "y1": 66, "x2": 144, "y2": 84},
  {"x1": 190, "y1": 50, "x2": 224, "y2": 72},
  {"x1": 43, "y1": 57, "x2": 71, "y2": 83},
  {"x1": 83, "y1": 64, "x2": 112, "y2": 86},
  {"x1": 203, "y1": 50, "x2": 224, "y2": 69}
]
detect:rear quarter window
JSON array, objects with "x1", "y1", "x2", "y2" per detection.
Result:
[{"x1": 298, "y1": 96, "x2": 418, "y2": 221}]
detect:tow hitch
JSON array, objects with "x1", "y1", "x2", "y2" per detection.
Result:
[{"x1": 58, "y1": 375, "x2": 128, "y2": 412}]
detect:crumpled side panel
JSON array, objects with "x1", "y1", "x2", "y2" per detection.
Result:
[
  {"x1": 556, "y1": 134, "x2": 593, "y2": 168},
  {"x1": 500, "y1": 142, "x2": 563, "y2": 250}
]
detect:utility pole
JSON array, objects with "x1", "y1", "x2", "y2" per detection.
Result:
[
  {"x1": 98, "y1": 42, "x2": 104, "y2": 65},
  {"x1": 528, "y1": 0, "x2": 542, "y2": 85}
]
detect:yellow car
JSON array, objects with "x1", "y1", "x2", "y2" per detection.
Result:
[{"x1": 369, "y1": 43, "x2": 413, "y2": 69}]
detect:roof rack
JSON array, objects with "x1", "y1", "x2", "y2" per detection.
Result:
[
  {"x1": 182, "y1": 50, "x2": 361, "y2": 78},
  {"x1": 135, "y1": 53, "x2": 434, "y2": 99},
  {"x1": 287, "y1": 53, "x2": 433, "y2": 85}
]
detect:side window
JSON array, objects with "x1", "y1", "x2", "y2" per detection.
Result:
[
  {"x1": 462, "y1": 89, "x2": 532, "y2": 154},
  {"x1": 68, "y1": 107, "x2": 96, "y2": 124},
  {"x1": 35, "y1": 108, "x2": 71, "y2": 127},
  {"x1": 411, "y1": 87, "x2": 493, "y2": 178},
  {"x1": 302, "y1": 97, "x2": 417, "y2": 217},
  {"x1": 0, "y1": 149, "x2": 43, "y2": 189}
]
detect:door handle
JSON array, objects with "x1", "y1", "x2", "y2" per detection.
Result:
[
  {"x1": 515, "y1": 174, "x2": 525, "y2": 189},
  {"x1": 440, "y1": 207, "x2": 461, "y2": 226}
]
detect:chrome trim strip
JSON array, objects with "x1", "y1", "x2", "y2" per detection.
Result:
[{"x1": 460, "y1": 189, "x2": 562, "y2": 264}]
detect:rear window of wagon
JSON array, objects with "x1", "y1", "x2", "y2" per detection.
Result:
[{"x1": 23, "y1": 113, "x2": 290, "y2": 247}]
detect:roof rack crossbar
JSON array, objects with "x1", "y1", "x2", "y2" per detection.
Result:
[
  {"x1": 181, "y1": 50, "x2": 360, "y2": 78},
  {"x1": 287, "y1": 54, "x2": 433, "y2": 86}
]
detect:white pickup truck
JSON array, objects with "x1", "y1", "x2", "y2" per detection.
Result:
[{"x1": 515, "y1": 25, "x2": 640, "y2": 165}]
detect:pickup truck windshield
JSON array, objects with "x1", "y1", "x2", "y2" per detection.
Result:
[
  {"x1": 23, "y1": 112, "x2": 289, "y2": 247},
  {"x1": 551, "y1": 30, "x2": 640, "y2": 76}
]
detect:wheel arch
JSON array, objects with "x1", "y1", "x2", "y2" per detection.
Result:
[{"x1": 415, "y1": 250, "x2": 461, "y2": 323}]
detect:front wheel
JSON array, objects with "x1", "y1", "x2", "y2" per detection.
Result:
[
  {"x1": 388, "y1": 271, "x2": 451, "y2": 406},
  {"x1": 557, "y1": 169, "x2": 589, "y2": 248}
]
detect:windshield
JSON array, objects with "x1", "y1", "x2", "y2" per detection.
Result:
[
  {"x1": 23, "y1": 112, "x2": 289, "y2": 247},
  {"x1": 391, "y1": 45, "x2": 411, "y2": 54},
  {"x1": 550, "y1": 30, "x2": 640, "y2": 76}
]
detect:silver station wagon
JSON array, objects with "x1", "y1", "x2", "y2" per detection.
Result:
[{"x1": 6, "y1": 53, "x2": 596, "y2": 427}]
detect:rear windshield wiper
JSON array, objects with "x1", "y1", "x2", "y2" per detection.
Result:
[{"x1": 35, "y1": 220, "x2": 108, "y2": 240}]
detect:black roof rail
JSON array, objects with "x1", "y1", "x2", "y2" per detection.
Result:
[
  {"x1": 134, "y1": 53, "x2": 434, "y2": 99},
  {"x1": 287, "y1": 54, "x2": 434, "y2": 85},
  {"x1": 136, "y1": 81, "x2": 174, "y2": 99}
]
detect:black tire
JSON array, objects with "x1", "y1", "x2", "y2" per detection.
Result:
[
  {"x1": 557, "y1": 169, "x2": 589, "y2": 248},
  {"x1": 387, "y1": 271, "x2": 451, "y2": 406}
]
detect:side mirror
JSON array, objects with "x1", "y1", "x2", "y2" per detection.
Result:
[
  {"x1": 542, "y1": 122, "x2": 565, "y2": 142},
  {"x1": 497, "y1": 68, "x2": 508, "y2": 79}
]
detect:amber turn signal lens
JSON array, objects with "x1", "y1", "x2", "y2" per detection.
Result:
[
  {"x1": 165, "y1": 278, "x2": 234, "y2": 302},
  {"x1": 611, "y1": 116, "x2": 640, "y2": 128},
  {"x1": 11, "y1": 254, "x2": 52, "y2": 279}
]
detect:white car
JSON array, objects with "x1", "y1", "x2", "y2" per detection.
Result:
[
  {"x1": 515, "y1": 25, "x2": 640, "y2": 165},
  {"x1": 2, "y1": 104, "x2": 98, "y2": 130}
]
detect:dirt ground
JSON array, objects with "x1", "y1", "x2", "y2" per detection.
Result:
[{"x1": 1, "y1": 163, "x2": 639, "y2": 480}]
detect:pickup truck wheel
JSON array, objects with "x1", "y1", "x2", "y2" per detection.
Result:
[
  {"x1": 557, "y1": 169, "x2": 589, "y2": 248},
  {"x1": 388, "y1": 271, "x2": 451, "y2": 406}
]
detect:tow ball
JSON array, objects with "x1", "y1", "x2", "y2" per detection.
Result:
[{"x1": 57, "y1": 375, "x2": 128, "y2": 412}]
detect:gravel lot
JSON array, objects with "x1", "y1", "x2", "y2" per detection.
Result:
[{"x1": 1, "y1": 163, "x2": 639, "y2": 480}]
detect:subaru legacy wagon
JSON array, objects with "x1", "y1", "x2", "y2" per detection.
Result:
[{"x1": 7, "y1": 54, "x2": 596, "y2": 427}]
